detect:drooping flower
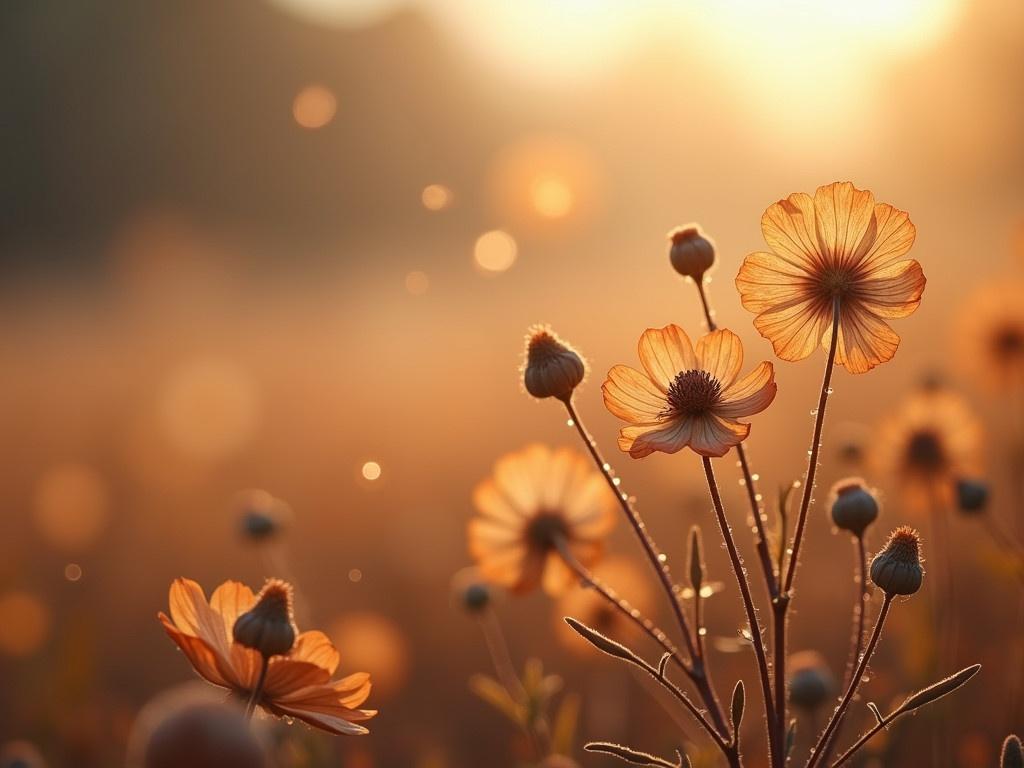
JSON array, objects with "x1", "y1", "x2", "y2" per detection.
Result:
[
  {"x1": 736, "y1": 181, "x2": 925, "y2": 374},
  {"x1": 158, "y1": 578, "x2": 375, "y2": 735},
  {"x1": 468, "y1": 444, "x2": 616, "y2": 596},
  {"x1": 953, "y1": 279, "x2": 1024, "y2": 391},
  {"x1": 872, "y1": 389, "x2": 983, "y2": 512},
  {"x1": 602, "y1": 325, "x2": 776, "y2": 458}
]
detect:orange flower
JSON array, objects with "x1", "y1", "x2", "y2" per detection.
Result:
[
  {"x1": 736, "y1": 181, "x2": 925, "y2": 374},
  {"x1": 602, "y1": 326, "x2": 776, "y2": 458},
  {"x1": 468, "y1": 444, "x2": 616, "y2": 596},
  {"x1": 158, "y1": 578, "x2": 375, "y2": 735},
  {"x1": 872, "y1": 389, "x2": 983, "y2": 513},
  {"x1": 954, "y1": 279, "x2": 1024, "y2": 391}
]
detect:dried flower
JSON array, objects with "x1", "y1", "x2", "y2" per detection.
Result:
[
  {"x1": 736, "y1": 181, "x2": 924, "y2": 373},
  {"x1": 159, "y1": 578, "x2": 376, "y2": 735},
  {"x1": 955, "y1": 478, "x2": 989, "y2": 515},
  {"x1": 870, "y1": 527, "x2": 924, "y2": 596},
  {"x1": 829, "y1": 478, "x2": 879, "y2": 536},
  {"x1": 668, "y1": 224, "x2": 716, "y2": 281},
  {"x1": 232, "y1": 579, "x2": 297, "y2": 659},
  {"x1": 523, "y1": 326, "x2": 586, "y2": 402},
  {"x1": 787, "y1": 651, "x2": 837, "y2": 711},
  {"x1": 468, "y1": 444, "x2": 615, "y2": 595},
  {"x1": 602, "y1": 325, "x2": 776, "y2": 458}
]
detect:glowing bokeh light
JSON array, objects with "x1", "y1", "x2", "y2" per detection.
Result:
[
  {"x1": 361, "y1": 461, "x2": 382, "y2": 481},
  {"x1": 33, "y1": 463, "x2": 110, "y2": 552},
  {"x1": 473, "y1": 230, "x2": 517, "y2": 273},
  {"x1": 330, "y1": 612, "x2": 409, "y2": 698},
  {"x1": 0, "y1": 592, "x2": 51, "y2": 657},
  {"x1": 268, "y1": 0, "x2": 407, "y2": 28},
  {"x1": 405, "y1": 270, "x2": 430, "y2": 295},
  {"x1": 528, "y1": 174, "x2": 574, "y2": 219},
  {"x1": 421, "y1": 184, "x2": 452, "y2": 211},
  {"x1": 64, "y1": 563, "x2": 83, "y2": 582},
  {"x1": 348, "y1": 568, "x2": 363, "y2": 583},
  {"x1": 292, "y1": 84, "x2": 337, "y2": 129}
]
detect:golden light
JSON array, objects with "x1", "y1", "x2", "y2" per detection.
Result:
[
  {"x1": 33, "y1": 463, "x2": 110, "y2": 552},
  {"x1": 0, "y1": 592, "x2": 51, "y2": 657},
  {"x1": 64, "y1": 563, "x2": 83, "y2": 582},
  {"x1": 292, "y1": 84, "x2": 337, "y2": 129},
  {"x1": 159, "y1": 358, "x2": 261, "y2": 462},
  {"x1": 405, "y1": 270, "x2": 430, "y2": 295},
  {"x1": 361, "y1": 461, "x2": 382, "y2": 481},
  {"x1": 421, "y1": 184, "x2": 452, "y2": 211},
  {"x1": 529, "y1": 174, "x2": 574, "y2": 219},
  {"x1": 267, "y1": 0, "x2": 406, "y2": 28},
  {"x1": 330, "y1": 612, "x2": 409, "y2": 699},
  {"x1": 473, "y1": 230, "x2": 517, "y2": 273}
]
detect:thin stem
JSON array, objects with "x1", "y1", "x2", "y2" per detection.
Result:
[
  {"x1": 563, "y1": 397, "x2": 732, "y2": 739},
  {"x1": 783, "y1": 296, "x2": 841, "y2": 595},
  {"x1": 771, "y1": 599, "x2": 787, "y2": 768},
  {"x1": 808, "y1": 594, "x2": 894, "y2": 768},
  {"x1": 818, "y1": 535, "x2": 868, "y2": 766},
  {"x1": 703, "y1": 456, "x2": 779, "y2": 766},
  {"x1": 245, "y1": 655, "x2": 270, "y2": 719},
  {"x1": 830, "y1": 717, "x2": 890, "y2": 768}
]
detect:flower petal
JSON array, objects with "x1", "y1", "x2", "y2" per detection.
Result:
[
  {"x1": 619, "y1": 418, "x2": 693, "y2": 459},
  {"x1": 168, "y1": 579, "x2": 233, "y2": 662},
  {"x1": 812, "y1": 182, "x2": 876, "y2": 268},
  {"x1": 264, "y1": 659, "x2": 332, "y2": 697},
  {"x1": 542, "y1": 552, "x2": 576, "y2": 596},
  {"x1": 472, "y1": 479, "x2": 524, "y2": 525},
  {"x1": 761, "y1": 192, "x2": 822, "y2": 271},
  {"x1": 637, "y1": 325, "x2": 696, "y2": 388},
  {"x1": 753, "y1": 298, "x2": 830, "y2": 362},
  {"x1": 159, "y1": 613, "x2": 234, "y2": 689},
  {"x1": 835, "y1": 306, "x2": 901, "y2": 374},
  {"x1": 857, "y1": 202, "x2": 916, "y2": 272},
  {"x1": 717, "y1": 362, "x2": 777, "y2": 418},
  {"x1": 290, "y1": 630, "x2": 340, "y2": 675},
  {"x1": 736, "y1": 252, "x2": 814, "y2": 314},
  {"x1": 857, "y1": 259, "x2": 926, "y2": 319},
  {"x1": 689, "y1": 415, "x2": 749, "y2": 458},
  {"x1": 209, "y1": 581, "x2": 256, "y2": 646},
  {"x1": 492, "y1": 444, "x2": 548, "y2": 513},
  {"x1": 602, "y1": 365, "x2": 667, "y2": 423},
  {"x1": 695, "y1": 329, "x2": 744, "y2": 389}
]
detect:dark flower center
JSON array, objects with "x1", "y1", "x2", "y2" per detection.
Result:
[
  {"x1": 993, "y1": 325, "x2": 1024, "y2": 361},
  {"x1": 905, "y1": 430, "x2": 946, "y2": 473},
  {"x1": 664, "y1": 370, "x2": 722, "y2": 418},
  {"x1": 818, "y1": 265, "x2": 858, "y2": 298},
  {"x1": 526, "y1": 511, "x2": 569, "y2": 552}
]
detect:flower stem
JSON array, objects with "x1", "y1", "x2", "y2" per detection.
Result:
[
  {"x1": 702, "y1": 456, "x2": 778, "y2": 766},
  {"x1": 808, "y1": 594, "x2": 894, "y2": 768},
  {"x1": 245, "y1": 655, "x2": 270, "y2": 719},
  {"x1": 830, "y1": 715, "x2": 892, "y2": 767},
  {"x1": 563, "y1": 397, "x2": 731, "y2": 740}
]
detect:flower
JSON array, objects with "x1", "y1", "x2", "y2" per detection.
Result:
[
  {"x1": 668, "y1": 224, "x2": 716, "y2": 280},
  {"x1": 158, "y1": 578, "x2": 376, "y2": 735},
  {"x1": 602, "y1": 325, "x2": 776, "y2": 458},
  {"x1": 872, "y1": 389, "x2": 983, "y2": 513},
  {"x1": 870, "y1": 526, "x2": 924, "y2": 596},
  {"x1": 468, "y1": 444, "x2": 616, "y2": 595},
  {"x1": 522, "y1": 326, "x2": 586, "y2": 402},
  {"x1": 736, "y1": 181, "x2": 925, "y2": 374},
  {"x1": 954, "y1": 279, "x2": 1024, "y2": 391}
]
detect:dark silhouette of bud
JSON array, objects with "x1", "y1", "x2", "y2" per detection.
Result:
[
  {"x1": 668, "y1": 225, "x2": 716, "y2": 281},
  {"x1": 235, "y1": 489, "x2": 290, "y2": 543},
  {"x1": 787, "y1": 651, "x2": 837, "y2": 712},
  {"x1": 870, "y1": 527, "x2": 924, "y2": 596},
  {"x1": 955, "y1": 478, "x2": 989, "y2": 516},
  {"x1": 143, "y1": 702, "x2": 268, "y2": 768},
  {"x1": 1002, "y1": 735, "x2": 1023, "y2": 768},
  {"x1": 829, "y1": 478, "x2": 879, "y2": 536},
  {"x1": 232, "y1": 579, "x2": 297, "y2": 658},
  {"x1": 522, "y1": 326, "x2": 586, "y2": 402}
]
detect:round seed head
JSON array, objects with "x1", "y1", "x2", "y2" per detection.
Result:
[
  {"x1": 232, "y1": 579, "x2": 297, "y2": 658},
  {"x1": 522, "y1": 326, "x2": 586, "y2": 402},
  {"x1": 829, "y1": 478, "x2": 879, "y2": 536},
  {"x1": 955, "y1": 478, "x2": 989, "y2": 516},
  {"x1": 668, "y1": 224, "x2": 716, "y2": 280},
  {"x1": 870, "y1": 526, "x2": 924, "y2": 597}
]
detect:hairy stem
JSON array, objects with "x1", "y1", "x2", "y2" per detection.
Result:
[{"x1": 245, "y1": 655, "x2": 270, "y2": 719}]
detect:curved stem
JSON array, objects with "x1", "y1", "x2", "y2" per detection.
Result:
[
  {"x1": 808, "y1": 594, "x2": 894, "y2": 768},
  {"x1": 703, "y1": 456, "x2": 778, "y2": 766},
  {"x1": 245, "y1": 655, "x2": 270, "y2": 719},
  {"x1": 830, "y1": 716, "x2": 891, "y2": 768},
  {"x1": 783, "y1": 296, "x2": 841, "y2": 595},
  {"x1": 563, "y1": 398, "x2": 731, "y2": 739}
]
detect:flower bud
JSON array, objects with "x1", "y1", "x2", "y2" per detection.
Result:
[
  {"x1": 142, "y1": 702, "x2": 268, "y2": 768},
  {"x1": 787, "y1": 651, "x2": 837, "y2": 712},
  {"x1": 232, "y1": 579, "x2": 297, "y2": 658},
  {"x1": 955, "y1": 478, "x2": 989, "y2": 516},
  {"x1": 829, "y1": 478, "x2": 879, "y2": 537},
  {"x1": 668, "y1": 224, "x2": 716, "y2": 281},
  {"x1": 1002, "y1": 735, "x2": 1023, "y2": 768},
  {"x1": 870, "y1": 527, "x2": 924, "y2": 597},
  {"x1": 522, "y1": 326, "x2": 586, "y2": 402}
]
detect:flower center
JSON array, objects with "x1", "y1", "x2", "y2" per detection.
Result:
[
  {"x1": 818, "y1": 266, "x2": 857, "y2": 298},
  {"x1": 905, "y1": 430, "x2": 946, "y2": 473},
  {"x1": 526, "y1": 511, "x2": 569, "y2": 552},
  {"x1": 664, "y1": 370, "x2": 722, "y2": 418},
  {"x1": 993, "y1": 325, "x2": 1024, "y2": 361}
]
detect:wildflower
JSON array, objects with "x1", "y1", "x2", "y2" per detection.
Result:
[
  {"x1": 870, "y1": 527, "x2": 924, "y2": 596},
  {"x1": 954, "y1": 280, "x2": 1024, "y2": 391},
  {"x1": 787, "y1": 651, "x2": 837, "y2": 712},
  {"x1": 873, "y1": 390, "x2": 982, "y2": 512},
  {"x1": 468, "y1": 444, "x2": 616, "y2": 595},
  {"x1": 736, "y1": 181, "x2": 924, "y2": 373},
  {"x1": 668, "y1": 224, "x2": 716, "y2": 281},
  {"x1": 602, "y1": 325, "x2": 776, "y2": 458},
  {"x1": 522, "y1": 326, "x2": 586, "y2": 402},
  {"x1": 955, "y1": 478, "x2": 989, "y2": 515},
  {"x1": 555, "y1": 557, "x2": 652, "y2": 655},
  {"x1": 829, "y1": 478, "x2": 879, "y2": 536},
  {"x1": 159, "y1": 578, "x2": 376, "y2": 735}
]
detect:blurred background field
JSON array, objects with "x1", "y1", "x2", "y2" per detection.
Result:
[{"x1": 1, "y1": 1, "x2": 1023, "y2": 766}]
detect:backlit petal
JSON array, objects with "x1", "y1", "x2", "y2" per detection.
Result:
[
  {"x1": 812, "y1": 182, "x2": 875, "y2": 267},
  {"x1": 857, "y1": 259, "x2": 926, "y2": 319},
  {"x1": 857, "y1": 202, "x2": 916, "y2": 272},
  {"x1": 762, "y1": 192, "x2": 822, "y2": 271},
  {"x1": 602, "y1": 365, "x2": 667, "y2": 423},
  {"x1": 290, "y1": 630, "x2": 340, "y2": 675},
  {"x1": 717, "y1": 362, "x2": 777, "y2": 418},
  {"x1": 835, "y1": 306, "x2": 901, "y2": 374},
  {"x1": 689, "y1": 415, "x2": 749, "y2": 458},
  {"x1": 619, "y1": 418, "x2": 693, "y2": 458},
  {"x1": 736, "y1": 252, "x2": 813, "y2": 314},
  {"x1": 753, "y1": 299, "x2": 829, "y2": 362},
  {"x1": 695, "y1": 329, "x2": 744, "y2": 389},
  {"x1": 638, "y1": 325, "x2": 696, "y2": 388}
]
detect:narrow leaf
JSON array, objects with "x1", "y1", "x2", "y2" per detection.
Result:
[
  {"x1": 586, "y1": 742, "x2": 681, "y2": 768},
  {"x1": 892, "y1": 664, "x2": 981, "y2": 717},
  {"x1": 564, "y1": 617, "x2": 644, "y2": 667},
  {"x1": 688, "y1": 525, "x2": 705, "y2": 591},
  {"x1": 551, "y1": 692, "x2": 580, "y2": 756},
  {"x1": 730, "y1": 680, "x2": 745, "y2": 733},
  {"x1": 657, "y1": 652, "x2": 671, "y2": 678}
]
